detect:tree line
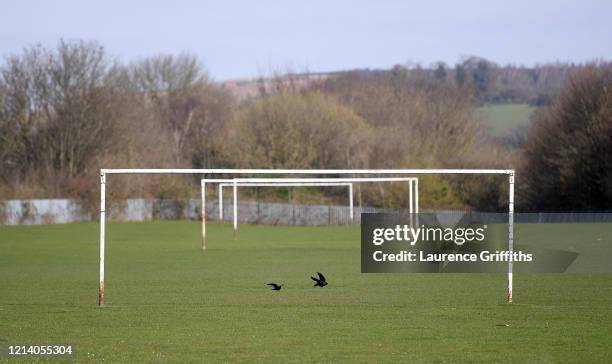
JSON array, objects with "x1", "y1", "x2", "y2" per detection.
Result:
[
  {"x1": 1, "y1": 40, "x2": 611, "y2": 212},
  {"x1": 353, "y1": 56, "x2": 581, "y2": 106}
]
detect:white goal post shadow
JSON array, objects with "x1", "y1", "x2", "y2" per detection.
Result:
[
  {"x1": 203, "y1": 177, "x2": 419, "y2": 241},
  {"x1": 99, "y1": 169, "x2": 514, "y2": 306}
]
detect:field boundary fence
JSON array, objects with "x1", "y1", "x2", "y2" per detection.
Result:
[{"x1": 2, "y1": 198, "x2": 612, "y2": 226}]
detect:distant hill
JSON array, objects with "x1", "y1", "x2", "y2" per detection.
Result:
[{"x1": 220, "y1": 58, "x2": 607, "y2": 105}]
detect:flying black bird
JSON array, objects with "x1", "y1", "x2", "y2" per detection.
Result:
[
  {"x1": 311, "y1": 272, "x2": 328, "y2": 287},
  {"x1": 267, "y1": 283, "x2": 283, "y2": 291}
]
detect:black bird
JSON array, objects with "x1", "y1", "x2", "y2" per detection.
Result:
[
  {"x1": 311, "y1": 272, "x2": 328, "y2": 287},
  {"x1": 267, "y1": 283, "x2": 283, "y2": 291}
]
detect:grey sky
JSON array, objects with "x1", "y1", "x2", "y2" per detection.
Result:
[{"x1": 1, "y1": 0, "x2": 610, "y2": 80}]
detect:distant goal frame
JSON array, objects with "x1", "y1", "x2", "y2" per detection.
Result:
[
  {"x1": 202, "y1": 177, "x2": 419, "y2": 242},
  {"x1": 99, "y1": 168, "x2": 515, "y2": 306}
]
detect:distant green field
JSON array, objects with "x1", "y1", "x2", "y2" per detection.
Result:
[
  {"x1": 1, "y1": 221, "x2": 611, "y2": 363},
  {"x1": 476, "y1": 104, "x2": 536, "y2": 136}
]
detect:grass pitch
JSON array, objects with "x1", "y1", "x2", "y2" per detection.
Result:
[
  {"x1": 476, "y1": 103, "x2": 536, "y2": 136},
  {"x1": 1, "y1": 221, "x2": 611, "y2": 363}
]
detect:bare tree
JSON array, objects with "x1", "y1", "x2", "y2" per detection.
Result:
[
  {"x1": 130, "y1": 54, "x2": 211, "y2": 164},
  {"x1": 0, "y1": 40, "x2": 118, "y2": 187}
]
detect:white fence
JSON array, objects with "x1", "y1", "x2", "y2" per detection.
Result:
[
  {"x1": 0, "y1": 198, "x2": 373, "y2": 226},
  {"x1": 2, "y1": 198, "x2": 612, "y2": 226},
  {"x1": 0, "y1": 199, "x2": 91, "y2": 225}
]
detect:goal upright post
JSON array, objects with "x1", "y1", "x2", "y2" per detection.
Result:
[
  {"x1": 233, "y1": 181, "x2": 237, "y2": 240},
  {"x1": 99, "y1": 171, "x2": 106, "y2": 307},
  {"x1": 201, "y1": 179, "x2": 206, "y2": 250},
  {"x1": 349, "y1": 184, "x2": 354, "y2": 221},
  {"x1": 508, "y1": 171, "x2": 515, "y2": 303}
]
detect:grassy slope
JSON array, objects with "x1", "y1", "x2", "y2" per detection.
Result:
[
  {"x1": 1, "y1": 221, "x2": 611, "y2": 363},
  {"x1": 476, "y1": 104, "x2": 536, "y2": 136}
]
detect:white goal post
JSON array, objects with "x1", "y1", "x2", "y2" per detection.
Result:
[
  {"x1": 99, "y1": 169, "x2": 514, "y2": 306},
  {"x1": 205, "y1": 177, "x2": 419, "y2": 241},
  {"x1": 215, "y1": 181, "x2": 354, "y2": 221},
  {"x1": 214, "y1": 177, "x2": 419, "y2": 241},
  {"x1": 199, "y1": 179, "x2": 357, "y2": 241}
]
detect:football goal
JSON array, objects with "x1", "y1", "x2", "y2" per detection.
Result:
[
  {"x1": 211, "y1": 180, "x2": 355, "y2": 221},
  {"x1": 202, "y1": 179, "x2": 356, "y2": 242},
  {"x1": 98, "y1": 169, "x2": 514, "y2": 306},
  {"x1": 204, "y1": 177, "x2": 419, "y2": 241}
]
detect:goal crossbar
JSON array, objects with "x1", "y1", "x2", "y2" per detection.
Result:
[
  {"x1": 99, "y1": 168, "x2": 514, "y2": 306},
  {"x1": 102, "y1": 168, "x2": 512, "y2": 174}
]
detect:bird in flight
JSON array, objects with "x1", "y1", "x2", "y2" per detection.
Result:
[
  {"x1": 267, "y1": 283, "x2": 283, "y2": 291},
  {"x1": 311, "y1": 272, "x2": 328, "y2": 287}
]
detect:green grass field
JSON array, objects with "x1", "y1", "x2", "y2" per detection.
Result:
[
  {"x1": 1, "y1": 221, "x2": 612, "y2": 363},
  {"x1": 476, "y1": 104, "x2": 536, "y2": 136}
]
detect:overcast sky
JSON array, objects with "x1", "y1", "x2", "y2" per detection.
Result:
[{"x1": 1, "y1": 0, "x2": 610, "y2": 80}]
